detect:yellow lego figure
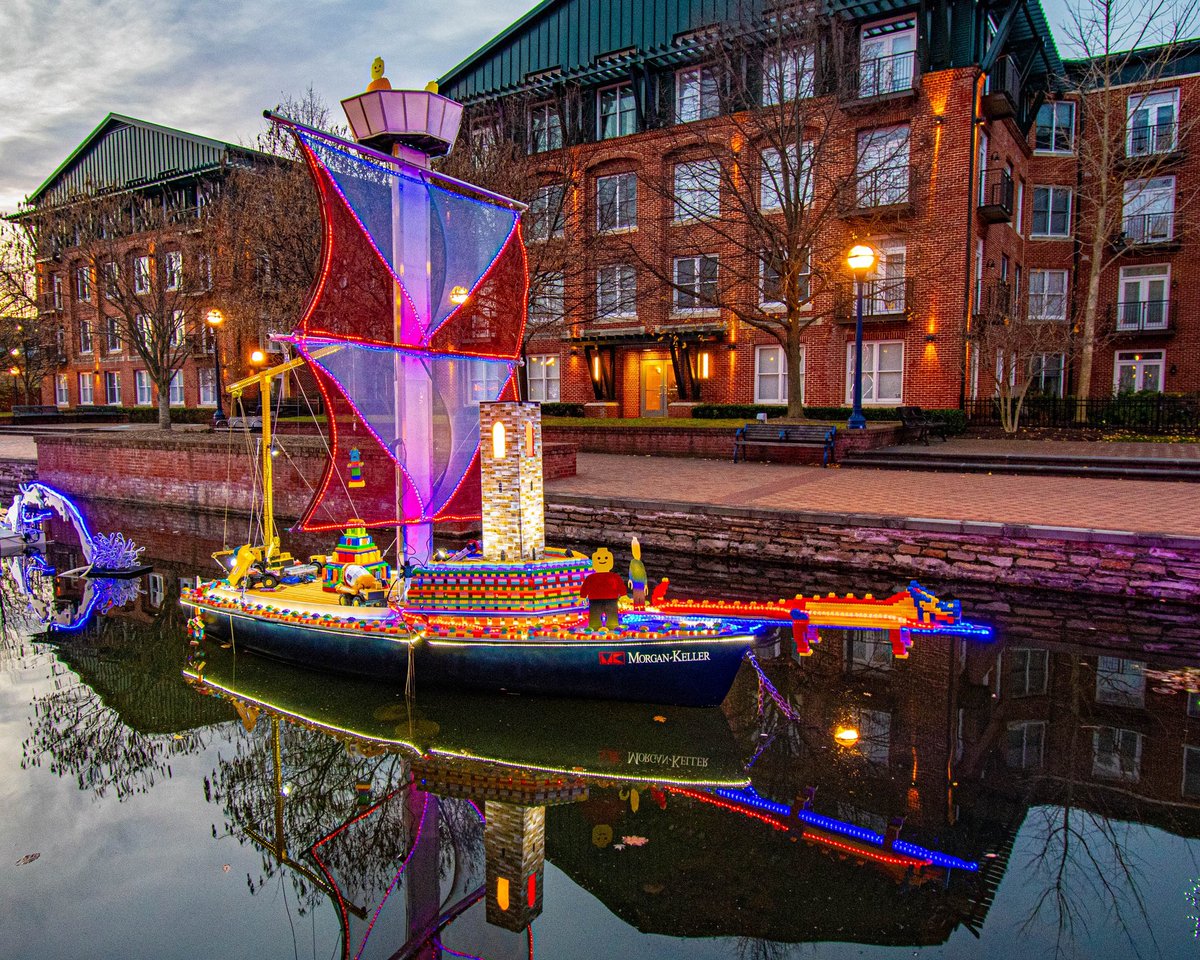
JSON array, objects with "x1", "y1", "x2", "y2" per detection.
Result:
[{"x1": 367, "y1": 57, "x2": 392, "y2": 92}]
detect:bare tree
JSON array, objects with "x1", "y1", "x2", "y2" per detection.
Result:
[
  {"x1": 971, "y1": 282, "x2": 1081, "y2": 432},
  {"x1": 1061, "y1": 0, "x2": 1200, "y2": 405},
  {"x1": 437, "y1": 89, "x2": 600, "y2": 401},
  {"x1": 616, "y1": 3, "x2": 930, "y2": 418},
  {"x1": 0, "y1": 220, "x2": 61, "y2": 406}
]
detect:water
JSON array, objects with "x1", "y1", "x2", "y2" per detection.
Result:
[{"x1": 2, "y1": 497, "x2": 1200, "y2": 960}]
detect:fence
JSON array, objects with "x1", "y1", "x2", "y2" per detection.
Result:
[{"x1": 964, "y1": 395, "x2": 1200, "y2": 434}]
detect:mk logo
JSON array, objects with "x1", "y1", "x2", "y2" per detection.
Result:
[{"x1": 598, "y1": 651, "x2": 625, "y2": 666}]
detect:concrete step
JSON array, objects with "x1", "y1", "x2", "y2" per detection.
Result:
[{"x1": 841, "y1": 450, "x2": 1200, "y2": 481}]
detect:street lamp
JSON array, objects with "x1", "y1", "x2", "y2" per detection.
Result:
[
  {"x1": 845, "y1": 244, "x2": 879, "y2": 430},
  {"x1": 250, "y1": 349, "x2": 266, "y2": 366},
  {"x1": 205, "y1": 309, "x2": 227, "y2": 426}
]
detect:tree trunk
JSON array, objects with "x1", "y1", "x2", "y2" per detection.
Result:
[
  {"x1": 157, "y1": 389, "x2": 172, "y2": 431},
  {"x1": 1076, "y1": 230, "x2": 1106, "y2": 422},
  {"x1": 786, "y1": 323, "x2": 805, "y2": 419}
]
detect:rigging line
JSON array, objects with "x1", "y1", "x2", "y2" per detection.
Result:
[
  {"x1": 221, "y1": 399, "x2": 236, "y2": 551},
  {"x1": 290, "y1": 368, "x2": 362, "y2": 517}
]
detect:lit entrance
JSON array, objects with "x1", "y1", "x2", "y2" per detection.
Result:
[{"x1": 640, "y1": 357, "x2": 673, "y2": 417}]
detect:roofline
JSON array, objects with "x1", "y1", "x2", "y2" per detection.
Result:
[
  {"x1": 438, "y1": 0, "x2": 567, "y2": 89},
  {"x1": 25, "y1": 112, "x2": 267, "y2": 207},
  {"x1": 1061, "y1": 36, "x2": 1200, "y2": 69}
]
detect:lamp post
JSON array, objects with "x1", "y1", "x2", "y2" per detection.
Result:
[
  {"x1": 846, "y1": 244, "x2": 879, "y2": 430},
  {"x1": 205, "y1": 309, "x2": 227, "y2": 426}
]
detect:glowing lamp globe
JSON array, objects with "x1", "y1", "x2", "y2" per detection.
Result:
[
  {"x1": 834, "y1": 726, "x2": 860, "y2": 745},
  {"x1": 206, "y1": 308, "x2": 224, "y2": 327},
  {"x1": 449, "y1": 285, "x2": 470, "y2": 305},
  {"x1": 250, "y1": 350, "x2": 266, "y2": 365},
  {"x1": 846, "y1": 245, "x2": 878, "y2": 275}
]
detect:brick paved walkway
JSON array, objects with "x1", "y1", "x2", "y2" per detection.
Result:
[
  {"x1": 886, "y1": 438, "x2": 1200, "y2": 460},
  {"x1": 547, "y1": 453, "x2": 1200, "y2": 536}
]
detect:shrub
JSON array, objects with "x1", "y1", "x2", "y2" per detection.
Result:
[
  {"x1": 539, "y1": 402, "x2": 586, "y2": 417},
  {"x1": 693, "y1": 404, "x2": 788, "y2": 420}
]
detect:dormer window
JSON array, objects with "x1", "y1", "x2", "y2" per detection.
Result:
[
  {"x1": 676, "y1": 66, "x2": 720, "y2": 123},
  {"x1": 859, "y1": 18, "x2": 916, "y2": 97},
  {"x1": 529, "y1": 102, "x2": 562, "y2": 153}
]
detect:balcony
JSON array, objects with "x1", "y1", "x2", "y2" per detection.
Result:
[
  {"x1": 981, "y1": 57, "x2": 1021, "y2": 121},
  {"x1": 843, "y1": 51, "x2": 919, "y2": 104},
  {"x1": 1117, "y1": 212, "x2": 1177, "y2": 250},
  {"x1": 1110, "y1": 298, "x2": 1175, "y2": 335},
  {"x1": 974, "y1": 280, "x2": 1015, "y2": 319},
  {"x1": 839, "y1": 165, "x2": 917, "y2": 217},
  {"x1": 978, "y1": 168, "x2": 1014, "y2": 224},
  {"x1": 1127, "y1": 120, "x2": 1180, "y2": 160},
  {"x1": 834, "y1": 276, "x2": 913, "y2": 323}
]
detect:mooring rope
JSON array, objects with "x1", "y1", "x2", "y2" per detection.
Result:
[{"x1": 743, "y1": 651, "x2": 800, "y2": 723}]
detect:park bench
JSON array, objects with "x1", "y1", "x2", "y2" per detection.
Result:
[
  {"x1": 733, "y1": 422, "x2": 837, "y2": 466},
  {"x1": 11, "y1": 404, "x2": 62, "y2": 422},
  {"x1": 896, "y1": 406, "x2": 949, "y2": 445}
]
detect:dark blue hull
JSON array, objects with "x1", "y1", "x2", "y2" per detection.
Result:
[{"x1": 202, "y1": 609, "x2": 753, "y2": 707}]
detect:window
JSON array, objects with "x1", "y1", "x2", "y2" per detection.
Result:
[
  {"x1": 171, "y1": 310, "x2": 186, "y2": 347},
  {"x1": 1014, "y1": 177, "x2": 1024, "y2": 234},
  {"x1": 1028, "y1": 269, "x2": 1069, "y2": 320},
  {"x1": 104, "y1": 371, "x2": 122, "y2": 405},
  {"x1": 846, "y1": 629, "x2": 893, "y2": 671},
  {"x1": 528, "y1": 271, "x2": 564, "y2": 320},
  {"x1": 676, "y1": 66, "x2": 720, "y2": 123},
  {"x1": 674, "y1": 159, "x2": 721, "y2": 221},
  {"x1": 1030, "y1": 353, "x2": 1065, "y2": 398},
  {"x1": 598, "y1": 83, "x2": 636, "y2": 139},
  {"x1": 52, "y1": 274, "x2": 64, "y2": 310},
  {"x1": 134, "y1": 255, "x2": 151, "y2": 294},
  {"x1": 761, "y1": 250, "x2": 810, "y2": 307},
  {"x1": 528, "y1": 185, "x2": 565, "y2": 240},
  {"x1": 526, "y1": 355, "x2": 560, "y2": 402},
  {"x1": 470, "y1": 117, "x2": 500, "y2": 154},
  {"x1": 1128, "y1": 88, "x2": 1178, "y2": 156},
  {"x1": 135, "y1": 370, "x2": 153, "y2": 405},
  {"x1": 857, "y1": 126, "x2": 910, "y2": 206},
  {"x1": 106, "y1": 316, "x2": 121, "y2": 353},
  {"x1": 103, "y1": 261, "x2": 119, "y2": 299},
  {"x1": 1184, "y1": 747, "x2": 1200, "y2": 798},
  {"x1": 78, "y1": 320, "x2": 92, "y2": 354},
  {"x1": 169, "y1": 371, "x2": 185, "y2": 405},
  {"x1": 1030, "y1": 185, "x2": 1072, "y2": 237},
  {"x1": 1034, "y1": 101, "x2": 1075, "y2": 153},
  {"x1": 846, "y1": 340, "x2": 904, "y2": 404},
  {"x1": 596, "y1": 264, "x2": 637, "y2": 318},
  {"x1": 148, "y1": 573, "x2": 166, "y2": 608},
  {"x1": 468, "y1": 361, "x2": 507, "y2": 403},
  {"x1": 1114, "y1": 349, "x2": 1165, "y2": 393},
  {"x1": 1123, "y1": 176, "x2": 1175, "y2": 243},
  {"x1": 1096, "y1": 656, "x2": 1146, "y2": 707},
  {"x1": 1007, "y1": 721, "x2": 1046, "y2": 770},
  {"x1": 760, "y1": 143, "x2": 813, "y2": 210},
  {"x1": 763, "y1": 45, "x2": 814, "y2": 104},
  {"x1": 863, "y1": 243, "x2": 907, "y2": 315},
  {"x1": 529, "y1": 102, "x2": 562, "y2": 153},
  {"x1": 859, "y1": 18, "x2": 916, "y2": 97},
  {"x1": 847, "y1": 707, "x2": 892, "y2": 765},
  {"x1": 198, "y1": 368, "x2": 216, "y2": 406},
  {"x1": 197, "y1": 255, "x2": 212, "y2": 292},
  {"x1": 164, "y1": 251, "x2": 183, "y2": 291},
  {"x1": 596, "y1": 173, "x2": 637, "y2": 231},
  {"x1": 673, "y1": 255, "x2": 718, "y2": 311},
  {"x1": 754, "y1": 344, "x2": 794, "y2": 404},
  {"x1": 55, "y1": 375, "x2": 69, "y2": 406},
  {"x1": 78, "y1": 372, "x2": 94, "y2": 405},
  {"x1": 133, "y1": 314, "x2": 153, "y2": 351},
  {"x1": 1008, "y1": 647, "x2": 1049, "y2": 696},
  {"x1": 1092, "y1": 726, "x2": 1142, "y2": 782},
  {"x1": 74, "y1": 265, "x2": 91, "y2": 302},
  {"x1": 1118, "y1": 264, "x2": 1170, "y2": 331}
]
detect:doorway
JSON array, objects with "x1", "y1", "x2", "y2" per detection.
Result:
[{"x1": 640, "y1": 357, "x2": 673, "y2": 417}]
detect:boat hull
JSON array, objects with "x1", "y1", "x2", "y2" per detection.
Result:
[{"x1": 201, "y1": 608, "x2": 754, "y2": 708}]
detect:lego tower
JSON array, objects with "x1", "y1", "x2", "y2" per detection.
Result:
[
  {"x1": 479, "y1": 402, "x2": 544, "y2": 563},
  {"x1": 484, "y1": 801, "x2": 546, "y2": 930}
]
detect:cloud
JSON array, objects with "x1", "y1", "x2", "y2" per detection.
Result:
[{"x1": 0, "y1": 0, "x2": 533, "y2": 212}]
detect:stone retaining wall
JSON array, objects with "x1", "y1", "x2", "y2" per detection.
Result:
[
  {"x1": 545, "y1": 494, "x2": 1200, "y2": 602},
  {"x1": 543, "y1": 422, "x2": 900, "y2": 464},
  {"x1": 0, "y1": 458, "x2": 37, "y2": 499},
  {"x1": 35, "y1": 433, "x2": 575, "y2": 519}
]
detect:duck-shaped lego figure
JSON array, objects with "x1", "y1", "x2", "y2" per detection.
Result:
[
  {"x1": 367, "y1": 57, "x2": 392, "y2": 92},
  {"x1": 628, "y1": 536, "x2": 648, "y2": 609}
]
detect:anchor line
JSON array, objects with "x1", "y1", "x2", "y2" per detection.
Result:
[{"x1": 744, "y1": 651, "x2": 800, "y2": 722}]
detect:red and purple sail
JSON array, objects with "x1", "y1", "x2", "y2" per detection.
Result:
[{"x1": 279, "y1": 124, "x2": 527, "y2": 532}]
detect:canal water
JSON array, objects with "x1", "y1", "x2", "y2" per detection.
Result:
[{"x1": 2, "y1": 497, "x2": 1200, "y2": 959}]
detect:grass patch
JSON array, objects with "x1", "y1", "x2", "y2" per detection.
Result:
[{"x1": 543, "y1": 416, "x2": 748, "y2": 428}]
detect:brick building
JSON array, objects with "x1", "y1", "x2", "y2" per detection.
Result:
[
  {"x1": 437, "y1": 0, "x2": 1200, "y2": 416},
  {"x1": 24, "y1": 114, "x2": 264, "y2": 415}
]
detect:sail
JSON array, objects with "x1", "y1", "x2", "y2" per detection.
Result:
[{"x1": 284, "y1": 123, "x2": 527, "y2": 531}]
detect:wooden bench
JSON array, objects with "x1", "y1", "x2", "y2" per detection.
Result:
[
  {"x1": 733, "y1": 423, "x2": 837, "y2": 466},
  {"x1": 896, "y1": 406, "x2": 949, "y2": 445},
  {"x1": 11, "y1": 404, "x2": 62, "y2": 422}
]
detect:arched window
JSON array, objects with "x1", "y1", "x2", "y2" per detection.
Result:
[
  {"x1": 524, "y1": 421, "x2": 535, "y2": 457},
  {"x1": 491, "y1": 421, "x2": 506, "y2": 458}
]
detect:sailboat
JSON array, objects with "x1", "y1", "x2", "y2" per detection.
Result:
[{"x1": 181, "y1": 76, "x2": 982, "y2": 707}]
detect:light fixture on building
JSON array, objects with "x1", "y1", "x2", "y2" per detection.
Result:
[
  {"x1": 697, "y1": 350, "x2": 711, "y2": 380},
  {"x1": 591, "y1": 354, "x2": 601, "y2": 382}
]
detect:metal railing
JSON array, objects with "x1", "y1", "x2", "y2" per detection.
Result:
[
  {"x1": 1128, "y1": 120, "x2": 1179, "y2": 158},
  {"x1": 982, "y1": 56, "x2": 1021, "y2": 117},
  {"x1": 965, "y1": 394, "x2": 1199, "y2": 434},
  {"x1": 1121, "y1": 211, "x2": 1175, "y2": 245},
  {"x1": 847, "y1": 165, "x2": 913, "y2": 210},
  {"x1": 836, "y1": 275, "x2": 912, "y2": 321},
  {"x1": 1112, "y1": 298, "x2": 1172, "y2": 333},
  {"x1": 852, "y1": 51, "x2": 917, "y2": 99},
  {"x1": 979, "y1": 168, "x2": 1014, "y2": 220}
]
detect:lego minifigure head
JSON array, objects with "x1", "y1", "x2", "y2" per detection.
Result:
[
  {"x1": 591, "y1": 547, "x2": 614, "y2": 573},
  {"x1": 371, "y1": 57, "x2": 386, "y2": 80},
  {"x1": 592, "y1": 824, "x2": 613, "y2": 848},
  {"x1": 631, "y1": 536, "x2": 641, "y2": 560}
]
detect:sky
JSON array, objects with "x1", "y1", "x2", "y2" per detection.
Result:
[{"x1": 0, "y1": 0, "x2": 1076, "y2": 215}]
